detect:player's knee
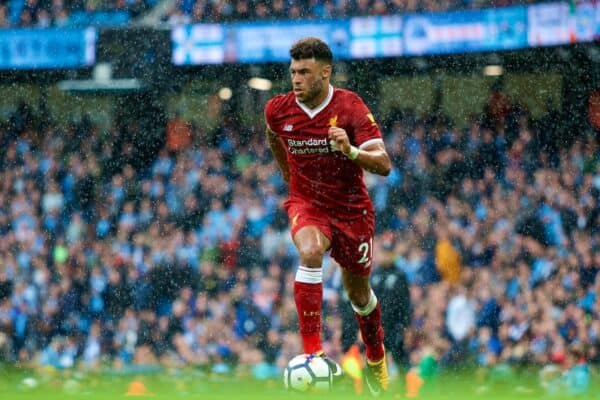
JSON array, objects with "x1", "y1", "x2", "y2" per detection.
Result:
[{"x1": 297, "y1": 243, "x2": 326, "y2": 266}]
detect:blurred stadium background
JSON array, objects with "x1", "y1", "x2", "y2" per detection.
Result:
[{"x1": 0, "y1": 0, "x2": 599, "y2": 398}]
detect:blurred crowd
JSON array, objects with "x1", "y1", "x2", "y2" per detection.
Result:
[
  {"x1": 165, "y1": 0, "x2": 545, "y2": 25},
  {"x1": 0, "y1": 85, "x2": 598, "y2": 393},
  {"x1": 0, "y1": 0, "x2": 551, "y2": 28},
  {"x1": 0, "y1": 0, "x2": 148, "y2": 28}
]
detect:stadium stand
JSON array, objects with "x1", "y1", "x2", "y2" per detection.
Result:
[
  {"x1": 166, "y1": 0, "x2": 548, "y2": 24},
  {"x1": 2, "y1": 0, "x2": 152, "y2": 27},
  {"x1": 0, "y1": 0, "x2": 551, "y2": 28},
  {"x1": 0, "y1": 82, "x2": 598, "y2": 382}
]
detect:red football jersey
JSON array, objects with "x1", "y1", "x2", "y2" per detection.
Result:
[{"x1": 265, "y1": 85, "x2": 383, "y2": 217}]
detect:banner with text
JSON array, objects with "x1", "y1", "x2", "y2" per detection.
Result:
[
  {"x1": 527, "y1": 2, "x2": 596, "y2": 46},
  {"x1": 172, "y1": 16, "x2": 404, "y2": 65},
  {"x1": 172, "y1": 1, "x2": 600, "y2": 66},
  {"x1": 403, "y1": 6, "x2": 527, "y2": 56},
  {"x1": 0, "y1": 28, "x2": 96, "y2": 70}
]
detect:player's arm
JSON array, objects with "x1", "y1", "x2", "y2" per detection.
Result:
[
  {"x1": 266, "y1": 125, "x2": 290, "y2": 183},
  {"x1": 329, "y1": 126, "x2": 391, "y2": 176}
]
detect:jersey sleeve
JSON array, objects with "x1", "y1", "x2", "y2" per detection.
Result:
[
  {"x1": 264, "y1": 98, "x2": 276, "y2": 131},
  {"x1": 348, "y1": 95, "x2": 383, "y2": 149},
  {"x1": 265, "y1": 95, "x2": 286, "y2": 132}
]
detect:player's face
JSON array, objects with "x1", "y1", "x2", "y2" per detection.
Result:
[{"x1": 290, "y1": 58, "x2": 330, "y2": 107}]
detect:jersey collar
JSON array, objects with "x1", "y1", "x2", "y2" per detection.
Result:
[{"x1": 295, "y1": 84, "x2": 334, "y2": 119}]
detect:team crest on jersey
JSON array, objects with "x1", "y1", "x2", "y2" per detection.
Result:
[
  {"x1": 329, "y1": 115, "x2": 338, "y2": 127},
  {"x1": 283, "y1": 124, "x2": 293, "y2": 132}
]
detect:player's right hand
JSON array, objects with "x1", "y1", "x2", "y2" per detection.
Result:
[{"x1": 328, "y1": 126, "x2": 351, "y2": 155}]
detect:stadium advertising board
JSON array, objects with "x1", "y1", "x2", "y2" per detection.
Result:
[
  {"x1": 232, "y1": 20, "x2": 350, "y2": 63},
  {"x1": 171, "y1": 17, "x2": 401, "y2": 65},
  {"x1": 348, "y1": 16, "x2": 403, "y2": 59},
  {"x1": 403, "y1": 6, "x2": 527, "y2": 55},
  {"x1": 527, "y1": 2, "x2": 596, "y2": 46},
  {"x1": 0, "y1": 28, "x2": 96, "y2": 70},
  {"x1": 171, "y1": 24, "x2": 226, "y2": 65},
  {"x1": 172, "y1": 1, "x2": 600, "y2": 66}
]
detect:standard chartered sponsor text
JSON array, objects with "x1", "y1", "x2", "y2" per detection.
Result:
[
  {"x1": 287, "y1": 138, "x2": 328, "y2": 146},
  {"x1": 287, "y1": 137, "x2": 330, "y2": 155}
]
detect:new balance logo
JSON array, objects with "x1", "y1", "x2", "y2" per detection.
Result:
[{"x1": 283, "y1": 124, "x2": 293, "y2": 132}]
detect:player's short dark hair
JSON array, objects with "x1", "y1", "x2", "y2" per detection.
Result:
[{"x1": 290, "y1": 37, "x2": 333, "y2": 65}]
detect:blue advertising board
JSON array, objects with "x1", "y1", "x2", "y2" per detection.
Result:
[
  {"x1": 527, "y1": 2, "x2": 596, "y2": 47},
  {"x1": 349, "y1": 15, "x2": 403, "y2": 59},
  {"x1": 171, "y1": 24, "x2": 226, "y2": 65},
  {"x1": 171, "y1": 1, "x2": 600, "y2": 66},
  {"x1": 0, "y1": 28, "x2": 96, "y2": 70},
  {"x1": 232, "y1": 20, "x2": 351, "y2": 63},
  {"x1": 171, "y1": 16, "x2": 402, "y2": 65},
  {"x1": 403, "y1": 6, "x2": 527, "y2": 56}
]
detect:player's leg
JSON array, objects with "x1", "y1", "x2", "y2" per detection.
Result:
[
  {"x1": 292, "y1": 225, "x2": 330, "y2": 355},
  {"x1": 330, "y1": 213, "x2": 388, "y2": 396},
  {"x1": 341, "y1": 270, "x2": 388, "y2": 396},
  {"x1": 341, "y1": 272, "x2": 384, "y2": 361}
]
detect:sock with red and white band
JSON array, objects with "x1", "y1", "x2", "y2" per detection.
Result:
[
  {"x1": 294, "y1": 265, "x2": 323, "y2": 355},
  {"x1": 352, "y1": 289, "x2": 385, "y2": 362}
]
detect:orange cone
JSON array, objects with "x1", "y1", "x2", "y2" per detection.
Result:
[
  {"x1": 405, "y1": 369, "x2": 424, "y2": 398},
  {"x1": 125, "y1": 380, "x2": 153, "y2": 396}
]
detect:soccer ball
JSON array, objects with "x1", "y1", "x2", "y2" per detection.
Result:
[{"x1": 283, "y1": 353, "x2": 333, "y2": 392}]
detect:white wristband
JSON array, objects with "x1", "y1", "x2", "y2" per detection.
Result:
[{"x1": 346, "y1": 146, "x2": 359, "y2": 160}]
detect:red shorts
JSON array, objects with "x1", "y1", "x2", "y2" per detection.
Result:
[{"x1": 285, "y1": 197, "x2": 375, "y2": 276}]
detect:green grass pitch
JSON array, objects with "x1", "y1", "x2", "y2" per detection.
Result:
[{"x1": 0, "y1": 365, "x2": 597, "y2": 399}]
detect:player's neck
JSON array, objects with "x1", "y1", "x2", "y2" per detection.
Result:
[
  {"x1": 299, "y1": 84, "x2": 333, "y2": 110},
  {"x1": 304, "y1": 93, "x2": 328, "y2": 109}
]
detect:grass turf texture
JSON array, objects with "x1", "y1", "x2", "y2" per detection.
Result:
[{"x1": 0, "y1": 365, "x2": 598, "y2": 399}]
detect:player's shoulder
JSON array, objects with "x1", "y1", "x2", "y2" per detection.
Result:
[
  {"x1": 333, "y1": 87, "x2": 365, "y2": 106},
  {"x1": 265, "y1": 92, "x2": 295, "y2": 113}
]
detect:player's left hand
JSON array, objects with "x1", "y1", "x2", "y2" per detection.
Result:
[{"x1": 329, "y1": 126, "x2": 351, "y2": 155}]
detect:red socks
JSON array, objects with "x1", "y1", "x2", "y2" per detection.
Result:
[
  {"x1": 295, "y1": 266, "x2": 384, "y2": 362},
  {"x1": 353, "y1": 291, "x2": 385, "y2": 362},
  {"x1": 294, "y1": 266, "x2": 323, "y2": 354}
]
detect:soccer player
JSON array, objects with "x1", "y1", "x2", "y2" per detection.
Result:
[{"x1": 264, "y1": 37, "x2": 392, "y2": 396}]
